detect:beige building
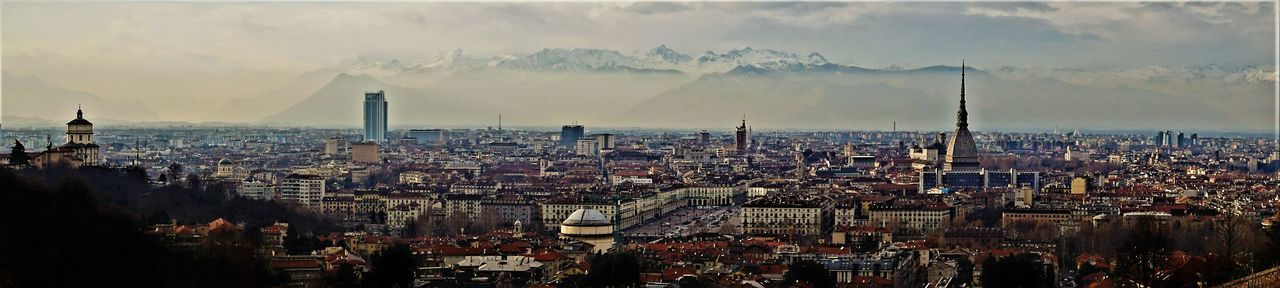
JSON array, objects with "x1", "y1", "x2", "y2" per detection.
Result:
[
  {"x1": 324, "y1": 136, "x2": 346, "y2": 157},
  {"x1": 1070, "y1": 177, "x2": 1089, "y2": 195},
  {"x1": 867, "y1": 203, "x2": 952, "y2": 232},
  {"x1": 399, "y1": 171, "x2": 427, "y2": 185},
  {"x1": 740, "y1": 197, "x2": 833, "y2": 236},
  {"x1": 351, "y1": 142, "x2": 378, "y2": 164}
]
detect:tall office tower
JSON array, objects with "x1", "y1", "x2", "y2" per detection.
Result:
[
  {"x1": 1176, "y1": 132, "x2": 1186, "y2": 148},
  {"x1": 735, "y1": 118, "x2": 748, "y2": 155},
  {"x1": 363, "y1": 90, "x2": 388, "y2": 142},
  {"x1": 560, "y1": 125, "x2": 585, "y2": 147},
  {"x1": 1165, "y1": 130, "x2": 1173, "y2": 146},
  {"x1": 944, "y1": 62, "x2": 980, "y2": 171},
  {"x1": 596, "y1": 133, "x2": 615, "y2": 151},
  {"x1": 699, "y1": 130, "x2": 710, "y2": 146},
  {"x1": 1155, "y1": 131, "x2": 1165, "y2": 146},
  {"x1": 1190, "y1": 133, "x2": 1198, "y2": 146}
]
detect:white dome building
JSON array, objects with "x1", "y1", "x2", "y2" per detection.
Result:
[{"x1": 559, "y1": 209, "x2": 614, "y2": 252}]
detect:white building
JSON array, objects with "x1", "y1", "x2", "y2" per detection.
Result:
[
  {"x1": 281, "y1": 174, "x2": 326, "y2": 208},
  {"x1": 398, "y1": 171, "x2": 427, "y2": 185},
  {"x1": 237, "y1": 177, "x2": 276, "y2": 201}
]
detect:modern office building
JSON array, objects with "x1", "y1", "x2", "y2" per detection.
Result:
[
  {"x1": 735, "y1": 119, "x2": 748, "y2": 155},
  {"x1": 363, "y1": 90, "x2": 387, "y2": 142},
  {"x1": 560, "y1": 125, "x2": 584, "y2": 147},
  {"x1": 596, "y1": 133, "x2": 615, "y2": 151}
]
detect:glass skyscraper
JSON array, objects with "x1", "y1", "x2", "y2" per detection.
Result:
[{"x1": 363, "y1": 90, "x2": 387, "y2": 142}]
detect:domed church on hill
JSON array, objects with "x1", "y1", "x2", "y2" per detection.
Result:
[
  {"x1": 62, "y1": 107, "x2": 100, "y2": 165},
  {"x1": 31, "y1": 107, "x2": 100, "y2": 168}
]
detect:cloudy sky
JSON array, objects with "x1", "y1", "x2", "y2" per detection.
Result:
[{"x1": 2, "y1": 1, "x2": 1276, "y2": 122}]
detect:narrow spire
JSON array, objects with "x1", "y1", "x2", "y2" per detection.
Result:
[{"x1": 957, "y1": 60, "x2": 969, "y2": 128}]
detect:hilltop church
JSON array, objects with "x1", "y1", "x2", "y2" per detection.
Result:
[{"x1": 29, "y1": 107, "x2": 101, "y2": 168}]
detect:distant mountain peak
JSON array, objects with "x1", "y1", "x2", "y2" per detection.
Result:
[{"x1": 807, "y1": 53, "x2": 829, "y2": 64}]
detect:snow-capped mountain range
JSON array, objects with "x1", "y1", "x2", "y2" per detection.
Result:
[
  {"x1": 346, "y1": 45, "x2": 835, "y2": 76},
  {"x1": 345, "y1": 45, "x2": 1275, "y2": 86},
  {"x1": 990, "y1": 64, "x2": 1276, "y2": 86}
]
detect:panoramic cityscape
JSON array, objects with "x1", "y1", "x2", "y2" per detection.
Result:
[{"x1": 1, "y1": 1, "x2": 1278, "y2": 288}]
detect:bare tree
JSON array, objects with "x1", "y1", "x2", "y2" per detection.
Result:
[{"x1": 1212, "y1": 214, "x2": 1249, "y2": 279}]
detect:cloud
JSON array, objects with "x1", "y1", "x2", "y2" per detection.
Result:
[
  {"x1": 971, "y1": 2, "x2": 1059, "y2": 13},
  {"x1": 1, "y1": 2, "x2": 1272, "y2": 122},
  {"x1": 618, "y1": 2, "x2": 693, "y2": 15}
]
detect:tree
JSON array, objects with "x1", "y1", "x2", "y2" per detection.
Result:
[
  {"x1": 584, "y1": 251, "x2": 642, "y2": 287},
  {"x1": 1212, "y1": 215, "x2": 1249, "y2": 279},
  {"x1": 783, "y1": 260, "x2": 834, "y2": 288},
  {"x1": 10, "y1": 140, "x2": 30, "y2": 166},
  {"x1": 331, "y1": 263, "x2": 359, "y2": 288},
  {"x1": 982, "y1": 253, "x2": 1051, "y2": 288},
  {"x1": 186, "y1": 173, "x2": 203, "y2": 190},
  {"x1": 0, "y1": 168, "x2": 281, "y2": 287},
  {"x1": 167, "y1": 163, "x2": 184, "y2": 182},
  {"x1": 1116, "y1": 223, "x2": 1171, "y2": 287},
  {"x1": 1260, "y1": 224, "x2": 1280, "y2": 269},
  {"x1": 364, "y1": 244, "x2": 415, "y2": 288}
]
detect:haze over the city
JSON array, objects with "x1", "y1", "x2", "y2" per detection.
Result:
[{"x1": 2, "y1": 1, "x2": 1276, "y2": 132}]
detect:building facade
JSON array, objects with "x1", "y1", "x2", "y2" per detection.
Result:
[
  {"x1": 281, "y1": 174, "x2": 326, "y2": 208},
  {"x1": 363, "y1": 90, "x2": 387, "y2": 142}
]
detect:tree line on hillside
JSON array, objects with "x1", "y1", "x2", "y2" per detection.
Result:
[{"x1": 0, "y1": 167, "x2": 280, "y2": 287}]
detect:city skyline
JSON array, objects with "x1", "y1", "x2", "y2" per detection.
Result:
[{"x1": 2, "y1": 2, "x2": 1280, "y2": 286}]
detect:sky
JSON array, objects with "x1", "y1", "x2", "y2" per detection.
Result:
[{"x1": 1, "y1": 1, "x2": 1276, "y2": 123}]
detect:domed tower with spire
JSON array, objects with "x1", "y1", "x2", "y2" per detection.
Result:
[
  {"x1": 63, "y1": 106, "x2": 100, "y2": 165},
  {"x1": 944, "y1": 62, "x2": 980, "y2": 171}
]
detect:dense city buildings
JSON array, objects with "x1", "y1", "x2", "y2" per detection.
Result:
[{"x1": 3, "y1": 67, "x2": 1278, "y2": 288}]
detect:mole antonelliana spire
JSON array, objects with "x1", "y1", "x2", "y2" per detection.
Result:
[{"x1": 944, "y1": 60, "x2": 980, "y2": 171}]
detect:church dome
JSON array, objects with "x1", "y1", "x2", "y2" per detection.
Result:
[
  {"x1": 218, "y1": 158, "x2": 233, "y2": 165},
  {"x1": 67, "y1": 108, "x2": 93, "y2": 126},
  {"x1": 561, "y1": 209, "x2": 610, "y2": 226},
  {"x1": 66, "y1": 118, "x2": 93, "y2": 126}
]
